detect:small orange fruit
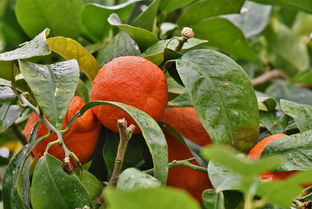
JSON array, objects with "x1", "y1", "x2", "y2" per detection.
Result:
[
  {"x1": 24, "y1": 96, "x2": 100, "y2": 164},
  {"x1": 90, "y1": 56, "x2": 168, "y2": 133},
  {"x1": 248, "y1": 134, "x2": 297, "y2": 181},
  {"x1": 161, "y1": 107, "x2": 213, "y2": 202}
]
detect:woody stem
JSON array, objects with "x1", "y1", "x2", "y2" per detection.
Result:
[{"x1": 108, "y1": 118, "x2": 135, "y2": 187}]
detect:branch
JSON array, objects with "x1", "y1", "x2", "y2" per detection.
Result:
[
  {"x1": 108, "y1": 118, "x2": 135, "y2": 187},
  {"x1": 144, "y1": 157, "x2": 207, "y2": 174},
  {"x1": 296, "y1": 83, "x2": 312, "y2": 89},
  {"x1": 252, "y1": 70, "x2": 288, "y2": 86}
]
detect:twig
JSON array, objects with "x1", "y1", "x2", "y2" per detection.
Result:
[
  {"x1": 252, "y1": 70, "x2": 289, "y2": 86},
  {"x1": 108, "y1": 118, "x2": 135, "y2": 187},
  {"x1": 144, "y1": 157, "x2": 207, "y2": 174},
  {"x1": 19, "y1": 93, "x2": 81, "y2": 169},
  {"x1": 11, "y1": 123, "x2": 27, "y2": 145}
]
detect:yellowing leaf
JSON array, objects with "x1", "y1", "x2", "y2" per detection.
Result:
[{"x1": 47, "y1": 36, "x2": 99, "y2": 80}]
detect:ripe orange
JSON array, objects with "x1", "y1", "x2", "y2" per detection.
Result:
[
  {"x1": 160, "y1": 107, "x2": 213, "y2": 202},
  {"x1": 248, "y1": 134, "x2": 297, "y2": 181},
  {"x1": 90, "y1": 56, "x2": 168, "y2": 133},
  {"x1": 24, "y1": 96, "x2": 100, "y2": 164}
]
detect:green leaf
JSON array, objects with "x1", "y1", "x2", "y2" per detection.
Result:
[
  {"x1": 132, "y1": 0, "x2": 160, "y2": 31},
  {"x1": 16, "y1": 0, "x2": 83, "y2": 39},
  {"x1": 103, "y1": 129, "x2": 151, "y2": 178},
  {"x1": 266, "y1": 23, "x2": 309, "y2": 76},
  {"x1": 19, "y1": 59, "x2": 79, "y2": 129},
  {"x1": 0, "y1": 61, "x2": 16, "y2": 81},
  {"x1": 168, "y1": 92, "x2": 192, "y2": 107},
  {"x1": 47, "y1": 36, "x2": 99, "y2": 80},
  {"x1": 291, "y1": 70, "x2": 312, "y2": 84},
  {"x1": 159, "y1": 0, "x2": 196, "y2": 12},
  {"x1": 256, "y1": 170, "x2": 312, "y2": 208},
  {"x1": 262, "y1": 130, "x2": 312, "y2": 171},
  {"x1": 191, "y1": 18, "x2": 258, "y2": 62},
  {"x1": 256, "y1": 91, "x2": 277, "y2": 111},
  {"x1": 31, "y1": 154, "x2": 94, "y2": 209},
  {"x1": 0, "y1": 86, "x2": 16, "y2": 127},
  {"x1": 259, "y1": 111, "x2": 289, "y2": 134},
  {"x1": 80, "y1": 170, "x2": 103, "y2": 200},
  {"x1": 81, "y1": 101, "x2": 168, "y2": 184},
  {"x1": 176, "y1": 49, "x2": 259, "y2": 152},
  {"x1": 1, "y1": 105, "x2": 24, "y2": 129},
  {"x1": 82, "y1": 0, "x2": 141, "y2": 40},
  {"x1": 224, "y1": 1, "x2": 272, "y2": 38},
  {"x1": 97, "y1": 32, "x2": 141, "y2": 66},
  {"x1": 250, "y1": 0, "x2": 312, "y2": 14},
  {"x1": 108, "y1": 13, "x2": 158, "y2": 51},
  {"x1": 266, "y1": 80, "x2": 312, "y2": 105},
  {"x1": 280, "y1": 99, "x2": 312, "y2": 132},
  {"x1": 202, "y1": 189, "x2": 225, "y2": 209},
  {"x1": 177, "y1": 0, "x2": 245, "y2": 25},
  {"x1": 0, "y1": 29, "x2": 50, "y2": 61},
  {"x1": 3, "y1": 122, "x2": 40, "y2": 209},
  {"x1": 202, "y1": 145, "x2": 281, "y2": 176},
  {"x1": 207, "y1": 161, "x2": 241, "y2": 191},
  {"x1": 104, "y1": 187, "x2": 201, "y2": 209},
  {"x1": 116, "y1": 168, "x2": 161, "y2": 191}
]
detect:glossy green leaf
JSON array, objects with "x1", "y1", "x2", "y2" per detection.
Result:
[
  {"x1": 259, "y1": 111, "x2": 289, "y2": 134},
  {"x1": 262, "y1": 130, "x2": 312, "y2": 171},
  {"x1": 31, "y1": 154, "x2": 94, "y2": 209},
  {"x1": 266, "y1": 80, "x2": 312, "y2": 105},
  {"x1": 0, "y1": 61, "x2": 15, "y2": 80},
  {"x1": 47, "y1": 36, "x2": 99, "y2": 80},
  {"x1": 132, "y1": 0, "x2": 160, "y2": 31},
  {"x1": 116, "y1": 168, "x2": 161, "y2": 191},
  {"x1": 256, "y1": 91, "x2": 277, "y2": 111},
  {"x1": 250, "y1": 0, "x2": 312, "y2": 14},
  {"x1": 81, "y1": 101, "x2": 168, "y2": 184},
  {"x1": 1, "y1": 105, "x2": 24, "y2": 129},
  {"x1": 207, "y1": 161, "x2": 241, "y2": 191},
  {"x1": 202, "y1": 145, "x2": 281, "y2": 176},
  {"x1": 178, "y1": 0, "x2": 245, "y2": 25},
  {"x1": 80, "y1": 170, "x2": 103, "y2": 200},
  {"x1": 224, "y1": 1, "x2": 272, "y2": 38},
  {"x1": 103, "y1": 129, "x2": 151, "y2": 178},
  {"x1": 0, "y1": 86, "x2": 16, "y2": 127},
  {"x1": 97, "y1": 32, "x2": 141, "y2": 66},
  {"x1": 159, "y1": 0, "x2": 195, "y2": 12},
  {"x1": 16, "y1": 0, "x2": 83, "y2": 39},
  {"x1": 104, "y1": 187, "x2": 201, "y2": 209},
  {"x1": 176, "y1": 49, "x2": 259, "y2": 152},
  {"x1": 0, "y1": 29, "x2": 50, "y2": 61},
  {"x1": 3, "y1": 122, "x2": 40, "y2": 209},
  {"x1": 266, "y1": 24, "x2": 309, "y2": 76},
  {"x1": 191, "y1": 18, "x2": 258, "y2": 62},
  {"x1": 202, "y1": 189, "x2": 225, "y2": 209},
  {"x1": 280, "y1": 99, "x2": 312, "y2": 132},
  {"x1": 108, "y1": 13, "x2": 158, "y2": 51},
  {"x1": 19, "y1": 59, "x2": 79, "y2": 129},
  {"x1": 82, "y1": 0, "x2": 140, "y2": 40}
]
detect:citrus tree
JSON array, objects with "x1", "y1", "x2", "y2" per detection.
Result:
[{"x1": 0, "y1": 0, "x2": 312, "y2": 209}]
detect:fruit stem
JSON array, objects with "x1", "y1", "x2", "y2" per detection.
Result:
[
  {"x1": 144, "y1": 157, "x2": 206, "y2": 174},
  {"x1": 108, "y1": 118, "x2": 135, "y2": 187},
  {"x1": 19, "y1": 93, "x2": 81, "y2": 168}
]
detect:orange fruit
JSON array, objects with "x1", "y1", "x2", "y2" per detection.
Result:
[
  {"x1": 24, "y1": 96, "x2": 100, "y2": 164},
  {"x1": 90, "y1": 56, "x2": 168, "y2": 133},
  {"x1": 160, "y1": 107, "x2": 213, "y2": 202},
  {"x1": 248, "y1": 134, "x2": 297, "y2": 181}
]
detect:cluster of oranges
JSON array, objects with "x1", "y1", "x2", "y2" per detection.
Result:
[{"x1": 23, "y1": 56, "x2": 295, "y2": 202}]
